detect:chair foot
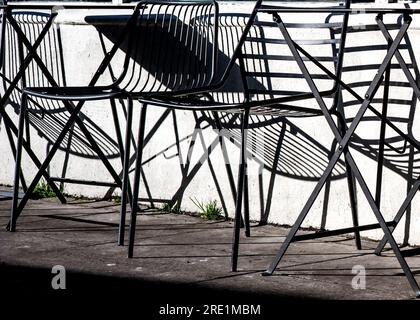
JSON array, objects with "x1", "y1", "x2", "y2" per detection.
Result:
[
  {"x1": 356, "y1": 239, "x2": 362, "y2": 250},
  {"x1": 5, "y1": 222, "x2": 15, "y2": 232},
  {"x1": 245, "y1": 229, "x2": 250, "y2": 237},
  {"x1": 261, "y1": 270, "x2": 272, "y2": 276},
  {"x1": 416, "y1": 291, "x2": 420, "y2": 299}
]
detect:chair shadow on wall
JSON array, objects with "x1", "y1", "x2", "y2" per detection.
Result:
[{"x1": 82, "y1": 11, "x2": 420, "y2": 246}]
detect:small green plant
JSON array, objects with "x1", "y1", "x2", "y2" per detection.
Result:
[
  {"x1": 111, "y1": 193, "x2": 121, "y2": 204},
  {"x1": 159, "y1": 201, "x2": 181, "y2": 214},
  {"x1": 191, "y1": 197, "x2": 223, "y2": 220},
  {"x1": 32, "y1": 179, "x2": 58, "y2": 199}
]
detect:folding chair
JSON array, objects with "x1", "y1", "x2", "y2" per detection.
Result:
[
  {"x1": 336, "y1": 13, "x2": 420, "y2": 251},
  {"x1": 125, "y1": 0, "x2": 359, "y2": 270},
  {"x1": 256, "y1": 4, "x2": 420, "y2": 297}
]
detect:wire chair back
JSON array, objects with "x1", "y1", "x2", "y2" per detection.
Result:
[
  {"x1": 114, "y1": 0, "x2": 219, "y2": 96},
  {"x1": 2, "y1": 11, "x2": 120, "y2": 159},
  {"x1": 337, "y1": 14, "x2": 420, "y2": 179},
  {"x1": 2, "y1": 11, "x2": 65, "y2": 110},
  {"x1": 237, "y1": 3, "x2": 350, "y2": 116}
]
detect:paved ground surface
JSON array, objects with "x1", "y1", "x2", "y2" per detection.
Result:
[{"x1": 1, "y1": 194, "x2": 420, "y2": 314}]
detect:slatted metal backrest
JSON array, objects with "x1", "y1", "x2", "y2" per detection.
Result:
[
  {"x1": 338, "y1": 15, "x2": 419, "y2": 138},
  {"x1": 2, "y1": 11, "x2": 65, "y2": 109},
  {"x1": 116, "y1": 0, "x2": 218, "y2": 95},
  {"x1": 208, "y1": 13, "x2": 253, "y2": 105},
  {"x1": 2, "y1": 10, "x2": 120, "y2": 159},
  {"x1": 238, "y1": 3, "x2": 349, "y2": 110},
  {"x1": 336, "y1": 13, "x2": 420, "y2": 177}
]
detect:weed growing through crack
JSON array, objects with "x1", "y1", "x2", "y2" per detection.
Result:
[{"x1": 190, "y1": 198, "x2": 223, "y2": 220}]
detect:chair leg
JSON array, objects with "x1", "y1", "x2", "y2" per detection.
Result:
[
  {"x1": 243, "y1": 173, "x2": 251, "y2": 237},
  {"x1": 374, "y1": 144, "x2": 416, "y2": 256},
  {"x1": 231, "y1": 109, "x2": 250, "y2": 272},
  {"x1": 128, "y1": 103, "x2": 147, "y2": 258},
  {"x1": 402, "y1": 145, "x2": 414, "y2": 247},
  {"x1": 9, "y1": 94, "x2": 27, "y2": 232},
  {"x1": 344, "y1": 155, "x2": 362, "y2": 250},
  {"x1": 118, "y1": 96, "x2": 133, "y2": 246},
  {"x1": 336, "y1": 113, "x2": 361, "y2": 250}
]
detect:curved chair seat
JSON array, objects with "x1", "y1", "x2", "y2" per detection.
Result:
[
  {"x1": 138, "y1": 95, "x2": 323, "y2": 118},
  {"x1": 23, "y1": 86, "x2": 126, "y2": 101}
]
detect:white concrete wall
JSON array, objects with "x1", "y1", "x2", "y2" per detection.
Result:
[{"x1": 1, "y1": 1, "x2": 420, "y2": 245}]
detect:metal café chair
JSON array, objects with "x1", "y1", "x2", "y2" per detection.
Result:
[
  {"x1": 126, "y1": 0, "x2": 359, "y2": 269},
  {"x1": 199, "y1": 6, "x2": 358, "y2": 238},
  {"x1": 2, "y1": 10, "x2": 124, "y2": 194},
  {"x1": 6, "y1": 4, "x2": 144, "y2": 232},
  {"x1": 8, "y1": 0, "x2": 219, "y2": 242},
  {"x1": 0, "y1": 3, "x2": 67, "y2": 202}
]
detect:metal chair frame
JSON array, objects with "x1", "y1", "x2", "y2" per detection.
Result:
[
  {"x1": 6, "y1": 5, "x2": 143, "y2": 232},
  {"x1": 126, "y1": 0, "x2": 360, "y2": 264},
  {"x1": 334, "y1": 13, "x2": 420, "y2": 252},
  {"x1": 125, "y1": 1, "x2": 420, "y2": 297},
  {"x1": 0, "y1": 6, "x2": 67, "y2": 202},
  {"x1": 8, "y1": 0, "x2": 220, "y2": 249},
  {"x1": 257, "y1": 5, "x2": 420, "y2": 297}
]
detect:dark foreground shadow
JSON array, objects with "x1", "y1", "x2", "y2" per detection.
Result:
[
  {"x1": 0, "y1": 263, "x2": 323, "y2": 317},
  {"x1": 1, "y1": 263, "x2": 418, "y2": 317}
]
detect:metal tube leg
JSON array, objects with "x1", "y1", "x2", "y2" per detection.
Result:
[
  {"x1": 119, "y1": 96, "x2": 133, "y2": 246},
  {"x1": 375, "y1": 178, "x2": 420, "y2": 255},
  {"x1": 244, "y1": 173, "x2": 251, "y2": 237},
  {"x1": 9, "y1": 94, "x2": 27, "y2": 232},
  {"x1": 344, "y1": 152, "x2": 420, "y2": 297},
  {"x1": 211, "y1": 112, "x2": 238, "y2": 216},
  {"x1": 263, "y1": 147, "x2": 343, "y2": 275},
  {"x1": 231, "y1": 109, "x2": 250, "y2": 272},
  {"x1": 128, "y1": 103, "x2": 147, "y2": 258},
  {"x1": 59, "y1": 123, "x2": 74, "y2": 194},
  {"x1": 344, "y1": 153, "x2": 362, "y2": 250},
  {"x1": 336, "y1": 113, "x2": 361, "y2": 250},
  {"x1": 402, "y1": 145, "x2": 414, "y2": 247},
  {"x1": 321, "y1": 139, "x2": 336, "y2": 230}
]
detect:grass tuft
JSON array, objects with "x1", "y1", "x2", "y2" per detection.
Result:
[
  {"x1": 190, "y1": 197, "x2": 223, "y2": 221},
  {"x1": 32, "y1": 179, "x2": 58, "y2": 199}
]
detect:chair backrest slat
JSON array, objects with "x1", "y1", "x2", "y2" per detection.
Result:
[
  {"x1": 337, "y1": 16, "x2": 419, "y2": 136},
  {"x1": 237, "y1": 3, "x2": 349, "y2": 107},
  {"x1": 2, "y1": 11, "x2": 65, "y2": 110}
]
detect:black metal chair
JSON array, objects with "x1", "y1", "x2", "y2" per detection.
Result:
[
  {"x1": 335, "y1": 13, "x2": 420, "y2": 252},
  {"x1": 1, "y1": 10, "x2": 125, "y2": 198},
  {"x1": 199, "y1": 11, "x2": 354, "y2": 231},
  {"x1": 126, "y1": 0, "x2": 358, "y2": 272},
  {"x1": 8, "y1": 1, "x2": 219, "y2": 245}
]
